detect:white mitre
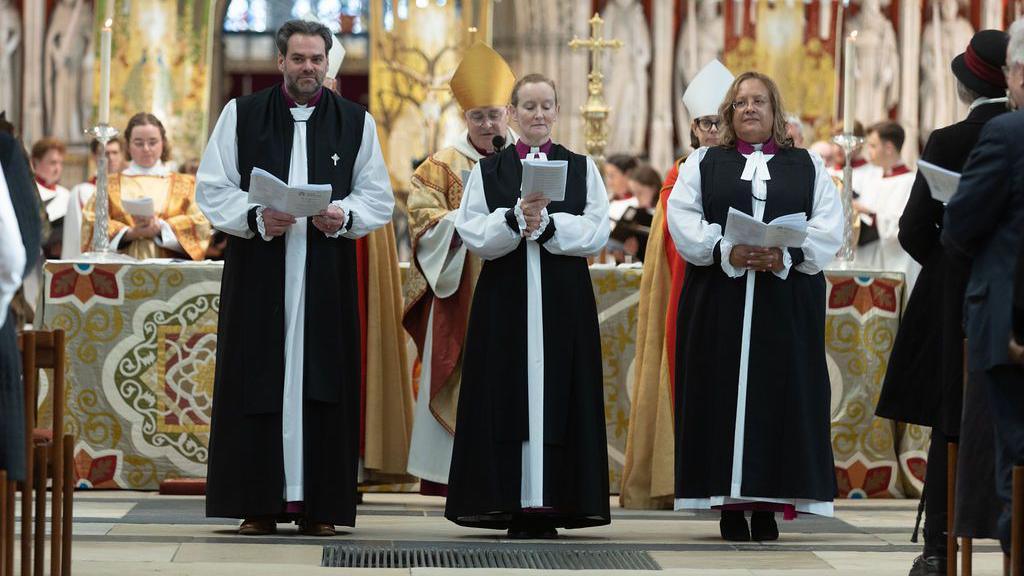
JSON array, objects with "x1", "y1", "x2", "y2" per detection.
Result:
[
  {"x1": 328, "y1": 36, "x2": 346, "y2": 78},
  {"x1": 682, "y1": 59, "x2": 735, "y2": 119}
]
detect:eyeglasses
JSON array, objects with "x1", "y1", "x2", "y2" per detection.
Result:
[
  {"x1": 696, "y1": 117, "x2": 721, "y2": 131},
  {"x1": 731, "y1": 97, "x2": 769, "y2": 111},
  {"x1": 467, "y1": 110, "x2": 506, "y2": 127},
  {"x1": 131, "y1": 139, "x2": 161, "y2": 149}
]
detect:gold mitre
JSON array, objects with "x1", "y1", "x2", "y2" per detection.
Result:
[{"x1": 450, "y1": 42, "x2": 516, "y2": 111}]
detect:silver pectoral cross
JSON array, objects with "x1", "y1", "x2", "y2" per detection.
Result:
[{"x1": 331, "y1": 153, "x2": 340, "y2": 166}]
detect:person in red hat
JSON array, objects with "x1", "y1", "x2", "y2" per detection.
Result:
[{"x1": 875, "y1": 28, "x2": 1010, "y2": 576}]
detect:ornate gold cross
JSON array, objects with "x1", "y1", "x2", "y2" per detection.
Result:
[{"x1": 569, "y1": 13, "x2": 624, "y2": 163}]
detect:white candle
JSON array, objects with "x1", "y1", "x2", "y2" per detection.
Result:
[
  {"x1": 843, "y1": 31, "x2": 856, "y2": 134},
  {"x1": 98, "y1": 21, "x2": 112, "y2": 125}
]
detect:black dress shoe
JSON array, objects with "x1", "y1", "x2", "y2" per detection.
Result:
[
  {"x1": 506, "y1": 526, "x2": 558, "y2": 539},
  {"x1": 719, "y1": 510, "x2": 750, "y2": 541},
  {"x1": 750, "y1": 511, "x2": 779, "y2": 541},
  {"x1": 908, "y1": 554, "x2": 946, "y2": 576}
]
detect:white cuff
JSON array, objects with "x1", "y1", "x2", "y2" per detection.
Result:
[
  {"x1": 528, "y1": 209, "x2": 550, "y2": 241},
  {"x1": 771, "y1": 248, "x2": 793, "y2": 280},
  {"x1": 719, "y1": 239, "x2": 745, "y2": 278},
  {"x1": 324, "y1": 200, "x2": 350, "y2": 238},
  {"x1": 514, "y1": 200, "x2": 550, "y2": 241},
  {"x1": 514, "y1": 199, "x2": 528, "y2": 234},
  {"x1": 153, "y1": 219, "x2": 185, "y2": 254},
  {"x1": 111, "y1": 227, "x2": 129, "y2": 250},
  {"x1": 255, "y1": 206, "x2": 272, "y2": 241}
]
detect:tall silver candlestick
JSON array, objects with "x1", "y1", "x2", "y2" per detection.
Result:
[
  {"x1": 831, "y1": 132, "x2": 862, "y2": 265},
  {"x1": 81, "y1": 124, "x2": 133, "y2": 261}
]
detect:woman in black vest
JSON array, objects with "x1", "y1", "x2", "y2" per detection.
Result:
[
  {"x1": 667, "y1": 71, "x2": 844, "y2": 541},
  {"x1": 446, "y1": 73, "x2": 611, "y2": 539}
]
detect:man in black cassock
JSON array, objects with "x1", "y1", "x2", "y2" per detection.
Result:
[{"x1": 196, "y1": 19, "x2": 394, "y2": 536}]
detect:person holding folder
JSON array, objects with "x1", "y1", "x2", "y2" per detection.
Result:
[
  {"x1": 82, "y1": 113, "x2": 210, "y2": 260},
  {"x1": 195, "y1": 19, "x2": 394, "y2": 536},
  {"x1": 666, "y1": 71, "x2": 843, "y2": 541},
  {"x1": 446, "y1": 73, "x2": 611, "y2": 539}
]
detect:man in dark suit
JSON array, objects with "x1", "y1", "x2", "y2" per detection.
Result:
[
  {"x1": 943, "y1": 20, "x2": 1024, "y2": 558},
  {"x1": 1013, "y1": 237, "x2": 1023, "y2": 364},
  {"x1": 877, "y1": 29, "x2": 1010, "y2": 575},
  {"x1": 0, "y1": 122, "x2": 42, "y2": 483}
]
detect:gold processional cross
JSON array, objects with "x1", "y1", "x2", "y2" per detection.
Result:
[{"x1": 569, "y1": 13, "x2": 623, "y2": 165}]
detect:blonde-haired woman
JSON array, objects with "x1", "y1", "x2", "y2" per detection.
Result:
[
  {"x1": 667, "y1": 71, "x2": 843, "y2": 541},
  {"x1": 446, "y1": 73, "x2": 611, "y2": 539}
]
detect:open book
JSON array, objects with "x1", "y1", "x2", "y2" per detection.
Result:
[
  {"x1": 247, "y1": 167, "x2": 332, "y2": 218},
  {"x1": 916, "y1": 160, "x2": 960, "y2": 204},
  {"x1": 521, "y1": 160, "x2": 568, "y2": 202},
  {"x1": 724, "y1": 207, "x2": 808, "y2": 248}
]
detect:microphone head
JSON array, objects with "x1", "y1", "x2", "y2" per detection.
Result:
[{"x1": 491, "y1": 135, "x2": 506, "y2": 151}]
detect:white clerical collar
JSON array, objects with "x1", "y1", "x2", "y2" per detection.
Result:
[
  {"x1": 739, "y1": 147, "x2": 772, "y2": 182},
  {"x1": 123, "y1": 161, "x2": 170, "y2": 177},
  {"x1": 969, "y1": 96, "x2": 1008, "y2": 111}
]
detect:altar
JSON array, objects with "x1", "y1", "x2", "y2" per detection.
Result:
[{"x1": 37, "y1": 260, "x2": 923, "y2": 497}]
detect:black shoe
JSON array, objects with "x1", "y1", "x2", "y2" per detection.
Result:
[
  {"x1": 750, "y1": 511, "x2": 779, "y2": 541},
  {"x1": 908, "y1": 554, "x2": 946, "y2": 576},
  {"x1": 506, "y1": 526, "x2": 558, "y2": 539},
  {"x1": 719, "y1": 510, "x2": 750, "y2": 542}
]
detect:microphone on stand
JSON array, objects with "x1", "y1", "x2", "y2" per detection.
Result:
[{"x1": 491, "y1": 135, "x2": 506, "y2": 151}]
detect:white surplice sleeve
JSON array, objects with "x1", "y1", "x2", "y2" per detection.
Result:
[
  {"x1": 666, "y1": 147, "x2": 724, "y2": 267},
  {"x1": 542, "y1": 156, "x2": 611, "y2": 256},
  {"x1": 794, "y1": 152, "x2": 844, "y2": 275},
  {"x1": 195, "y1": 100, "x2": 254, "y2": 239},
  {"x1": 332, "y1": 113, "x2": 395, "y2": 239},
  {"x1": 454, "y1": 163, "x2": 521, "y2": 261},
  {"x1": 0, "y1": 163, "x2": 25, "y2": 326},
  {"x1": 416, "y1": 212, "x2": 466, "y2": 298}
]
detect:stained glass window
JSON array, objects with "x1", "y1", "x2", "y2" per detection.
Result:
[{"x1": 224, "y1": 0, "x2": 369, "y2": 34}]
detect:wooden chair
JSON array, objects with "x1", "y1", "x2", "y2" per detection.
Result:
[
  {"x1": 17, "y1": 330, "x2": 74, "y2": 576},
  {"x1": 950, "y1": 340, "x2": 975, "y2": 576},
  {"x1": 1011, "y1": 465, "x2": 1024, "y2": 576}
]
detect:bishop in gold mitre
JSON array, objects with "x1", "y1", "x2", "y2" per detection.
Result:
[{"x1": 402, "y1": 41, "x2": 517, "y2": 494}]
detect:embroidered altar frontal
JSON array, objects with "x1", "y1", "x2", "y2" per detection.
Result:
[
  {"x1": 826, "y1": 270, "x2": 926, "y2": 499},
  {"x1": 37, "y1": 261, "x2": 920, "y2": 495}
]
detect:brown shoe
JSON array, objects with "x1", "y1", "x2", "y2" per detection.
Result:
[
  {"x1": 238, "y1": 518, "x2": 277, "y2": 535},
  {"x1": 299, "y1": 520, "x2": 336, "y2": 537}
]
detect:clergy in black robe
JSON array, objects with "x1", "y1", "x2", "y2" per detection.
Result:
[
  {"x1": 0, "y1": 129, "x2": 41, "y2": 483},
  {"x1": 446, "y1": 74, "x2": 611, "y2": 538},
  {"x1": 667, "y1": 71, "x2": 843, "y2": 542},
  {"x1": 195, "y1": 20, "x2": 394, "y2": 535},
  {"x1": 874, "y1": 29, "x2": 1009, "y2": 572}
]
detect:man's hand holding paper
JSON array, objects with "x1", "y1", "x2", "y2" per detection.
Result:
[{"x1": 248, "y1": 166, "x2": 333, "y2": 218}]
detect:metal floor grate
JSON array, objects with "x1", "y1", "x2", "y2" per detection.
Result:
[{"x1": 322, "y1": 545, "x2": 661, "y2": 570}]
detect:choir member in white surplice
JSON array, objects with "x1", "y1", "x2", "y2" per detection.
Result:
[
  {"x1": 667, "y1": 71, "x2": 843, "y2": 542},
  {"x1": 445, "y1": 74, "x2": 611, "y2": 539},
  {"x1": 854, "y1": 121, "x2": 921, "y2": 292},
  {"x1": 196, "y1": 20, "x2": 394, "y2": 537}
]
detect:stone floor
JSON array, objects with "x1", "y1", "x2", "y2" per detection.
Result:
[{"x1": 12, "y1": 492, "x2": 1008, "y2": 575}]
